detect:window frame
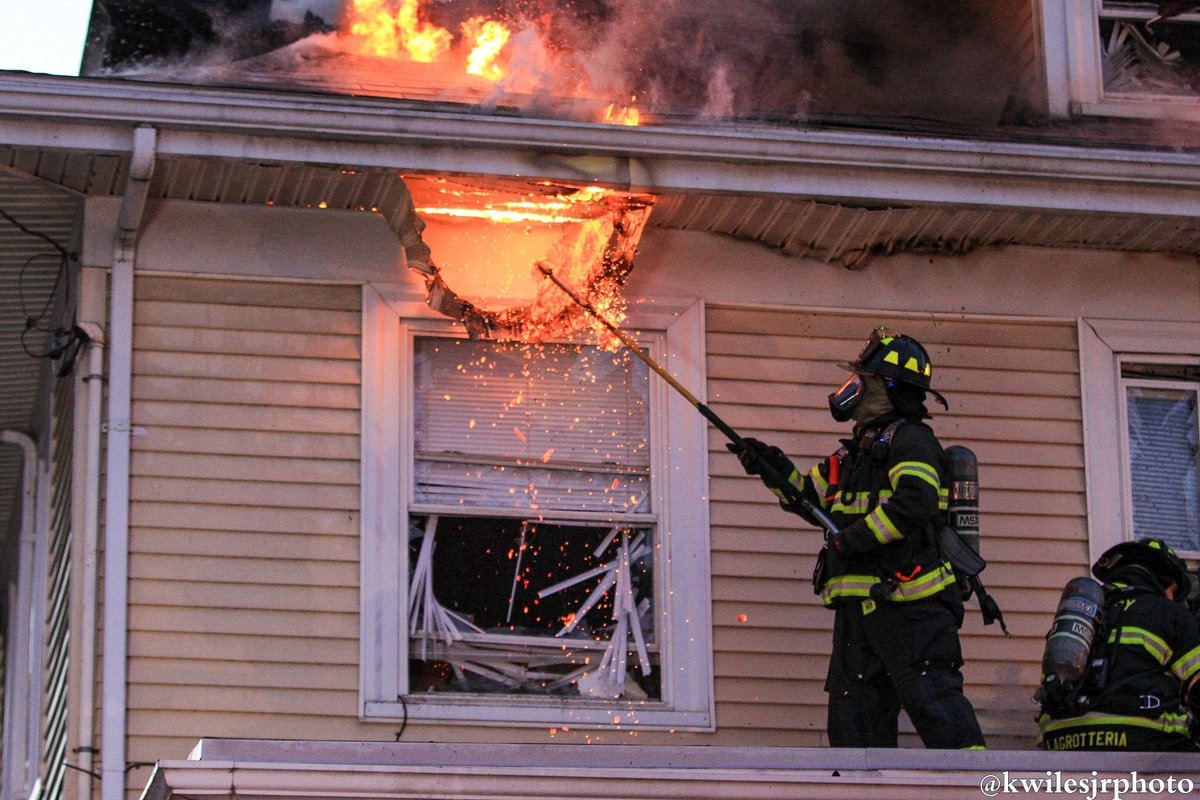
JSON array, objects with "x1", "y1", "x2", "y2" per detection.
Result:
[
  {"x1": 359, "y1": 282, "x2": 714, "y2": 730},
  {"x1": 1078, "y1": 318, "x2": 1200, "y2": 565},
  {"x1": 1045, "y1": 0, "x2": 1200, "y2": 120}
]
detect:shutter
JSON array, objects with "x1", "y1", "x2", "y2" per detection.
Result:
[
  {"x1": 413, "y1": 337, "x2": 651, "y2": 514},
  {"x1": 1126, "y1": 384, "x2": 1200, "y2": 551},
  {"x1": 41, "y1": 372, "x2": 73, "y2": 800}
]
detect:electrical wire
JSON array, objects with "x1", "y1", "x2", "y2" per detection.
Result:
[{"x1": 2, "y1": 206, "x2": 79, "y2": 365}]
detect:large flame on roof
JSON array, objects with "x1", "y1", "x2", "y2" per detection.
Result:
[
  {"x1": 343, "y1": 0, "x2": 641, "y2": 126},
  {"x1": 410, "y1": 179, "x2": 653, "y2": 345}
]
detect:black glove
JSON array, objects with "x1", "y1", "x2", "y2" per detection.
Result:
[{"x1": 726, "y1": 437, "x2": 795, "y2": 479}]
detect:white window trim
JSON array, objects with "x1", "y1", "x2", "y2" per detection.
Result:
[
  {"x1": 360, "y1": 282, "x2": 714, "y2": 731},
  {"x1": 1044, "y1": 0, "x2": 1200, "y2": 120},
  {"x1": 1078, "y1": 318, "x2": 1200, "y2": 565}
]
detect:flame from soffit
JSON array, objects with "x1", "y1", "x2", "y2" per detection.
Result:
[{"x1": 408, "y1": 178, "x2": 654, "y2": 344}]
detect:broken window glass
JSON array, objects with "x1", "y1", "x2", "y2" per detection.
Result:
[
  {"x1": 407, "y1": 336, "x2": 659, "y2": 699},
  {"x1": 1100, "y1": 2, "x2": 1200, "y2": 96},
  {"x1": 1124, "y1": 375, "x2": 1200, "y2": 552}
]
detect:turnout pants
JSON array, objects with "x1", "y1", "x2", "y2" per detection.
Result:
[{"x1": 825, "y1": 591, "x2": 985, "y2": 749}]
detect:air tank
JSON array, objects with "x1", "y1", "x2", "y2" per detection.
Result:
[
  {"x1": 1042, "y1": 576, "x2": 1106, "y2": 683},
  {"x1": 945, "y1": 445, "x2": 979, "y2": 555}
]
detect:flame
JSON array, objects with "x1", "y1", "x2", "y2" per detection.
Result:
[
  {"x1": 349, "y1": 0, "x2": 452, "y2": 62},
  {"x1": 463, "y1": 16, "x2": 511, "y2": 82},
  {"x1": 602, "y1": 97, "x2": 641, "y2": 126}
]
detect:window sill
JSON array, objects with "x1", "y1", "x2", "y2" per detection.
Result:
[{"x1": 362, "y1": 696, "x2": 712, "y2": 731}]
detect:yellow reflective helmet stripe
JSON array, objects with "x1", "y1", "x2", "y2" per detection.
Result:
[
  {"x1": 904, "y1": 356, "x2": 922, "y2": 373},
  {"x1": 883, "y1": 349, "x2": 900, "y2": 366}
]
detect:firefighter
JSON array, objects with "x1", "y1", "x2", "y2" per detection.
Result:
[
  {"x1": 1037, "y1": 538, "x2": 1200, "y2": 752},
  {"x1": 730, "y1": 328, "x2": 985, "y2": 749}
]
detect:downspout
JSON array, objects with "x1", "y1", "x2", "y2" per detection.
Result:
[
  {"x1": 75, "y1": 321, "x2": 105, "y2": 800},
  {"x1": 1, "y1": 430, "x2": 38, "y2": 800},
  {"x1": 101, "y1": 125, "x2": 156, "y2": 800}
]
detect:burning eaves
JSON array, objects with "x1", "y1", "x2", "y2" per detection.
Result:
[{"x1": 404, "y1": 176, "x2": 654, "y2": 342}]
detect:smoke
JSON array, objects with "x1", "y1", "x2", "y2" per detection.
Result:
[{"x1": 83, "y1": 0, "x2": 1029, "y2": 126}]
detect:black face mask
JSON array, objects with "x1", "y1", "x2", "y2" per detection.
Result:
[{"x1": 828, "y1": 375, "x2": 863, "y2": 422}]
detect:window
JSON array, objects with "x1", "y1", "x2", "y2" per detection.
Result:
[
  {"x1": 1079, "y1": 319, "x2": 1200, "y2": 562},
  {"x1": 360, "y1": 284, "x2": 713, "y2": 729},
  {"x1": 1047, "y1": 0, "x2": 1200, "y2": 119},
  {"x1": 1120, "y1": 365, "x2": 1199, "y2": 553}
]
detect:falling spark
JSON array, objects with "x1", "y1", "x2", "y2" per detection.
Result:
[
  {"x1": 542, "y1": 448, "x2": 555, "y2": 463},
  {"x1": 514, "y1": 427, "x2": 527, "y2": 442},
  {"x1": 468, "y1": 419, "x2": 476, "y2": 428},
  {"x1": 737, "y1": 614, "x2": 749, "y2": 623}
]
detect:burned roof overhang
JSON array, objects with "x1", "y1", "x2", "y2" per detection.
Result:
[{"x1": 4, "y1": 73, "x2": 1200, "y2": 221}]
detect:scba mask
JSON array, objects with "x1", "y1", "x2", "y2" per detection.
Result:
[{"x1": 828, "y1": 374, "x2": 864, "y2": 422}]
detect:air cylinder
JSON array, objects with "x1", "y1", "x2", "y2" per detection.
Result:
[
  {"x1": 945, "y1": 445, "x2": 979, "y2": 554},
  {"x1": 1042, "y1": 576, "x2": 1106, "y2": 683}
]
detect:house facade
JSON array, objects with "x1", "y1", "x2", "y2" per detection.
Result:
[{"x1": 2, "y1": 1, "x2": 1200, "y2": 799}]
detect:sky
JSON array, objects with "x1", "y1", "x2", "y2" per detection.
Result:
[{"x1": 0, "y1": 0, "x2": 93, "y2": 75}]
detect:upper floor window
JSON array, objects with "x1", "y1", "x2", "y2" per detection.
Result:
[
  {"x1": 1120, "y1": 362, "x2": 1199, "y2": 554},
  {"x1": 1047, "y1": 0, "x2": 1200, "y2": 119},
  {"x1": 360, "y1": 284, "x2": 713, "y2": 730}
]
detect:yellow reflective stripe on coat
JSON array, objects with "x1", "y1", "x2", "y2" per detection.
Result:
[
  {"x1": 768, "y1": 468, "x2": 806, "y2": 504},
  {"x1": 1171, "y1": 643, "x2": 1200, "y2": 683},
  {"x1": 820, "y1": 574, "x2": 879, "y2": 604},
  {"x1": 808, "y1": 464, "x2": 828, "y2": 500},
  {"x1": 889, "y1": 460, "x2": 940, "y2": 491},
  {"x1": 866, "y1": 505, "x2": 904, "y2": 544},
  {"x1": 888, "y1": 562, "x2": 956, "y2": 601},
  {"x1": 1108, "y1": 626, "x2": 1172, "y2": 666},
  {"x1": 1038, "y1": 711, "x2": 1191, "y2": 737},
  {"x1": 820, "y1": 562, "x2": 956, "y2": 606}
]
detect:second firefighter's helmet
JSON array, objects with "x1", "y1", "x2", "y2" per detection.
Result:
[
  {"x1": 840, "y1": 328, "x2": 949, "y2": 410},
  {"x1": 1093, "y1": 538, "x2": 1192, "y2": 601}
]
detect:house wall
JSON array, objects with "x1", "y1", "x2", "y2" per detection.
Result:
[{"x1": 95, "y1": 201, "x2": 1200, "y2": 791}]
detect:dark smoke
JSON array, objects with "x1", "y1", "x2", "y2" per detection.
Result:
[{"x1": 82, "y1": 0, "x2": 1030, "y2": 126}]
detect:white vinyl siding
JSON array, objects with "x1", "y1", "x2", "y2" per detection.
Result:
[{"x1": 124, "y1": 276, "x2": 366, "y2": 789}]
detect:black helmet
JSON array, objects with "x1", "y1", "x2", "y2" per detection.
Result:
[
  {"x1": 840, "y1": 328, "x2": 948, "y2": 410},
  {"x1": 1093, "y1": 538, "x2": 1191, "y2": 600}
]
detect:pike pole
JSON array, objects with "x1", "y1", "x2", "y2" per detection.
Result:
[{"x1": 536, "y1": 264, "x2": 840, "y2": 537}]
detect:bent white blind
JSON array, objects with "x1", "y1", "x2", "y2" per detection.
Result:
[
  {"x1": 1125, "y1": 381, "x2": 1200, "y2": 552},
  {"x1": 412, "y1": 337, "x2": 651, "y2": 514}
]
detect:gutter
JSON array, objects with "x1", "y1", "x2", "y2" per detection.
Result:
[
  {"x1": 2, "y1": 74, "x2": 1200, "y2": 217},
  {"x1": 0, "y1": 431, "x2": 39, "y2": 800},
  {"x1": 101, "y1": 124, "x2": 156, "y2": 800}
]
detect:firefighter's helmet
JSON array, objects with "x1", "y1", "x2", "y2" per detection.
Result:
[
  {"x1": 1093, "y1": 538, "x2": 1191, "y2": 601},
  {"x1": 840, "y1": 328, "x2": 948, "y2": 410}
]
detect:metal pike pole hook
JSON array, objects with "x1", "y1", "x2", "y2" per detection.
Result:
[{"x1": 536, "y1": 264, "x2": 840, "y2": 537}]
